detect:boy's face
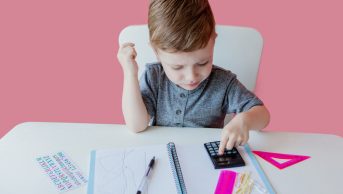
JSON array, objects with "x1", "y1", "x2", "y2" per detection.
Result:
[{"x1": 155, "y1": 36, "x2": 216, "y2": 90}]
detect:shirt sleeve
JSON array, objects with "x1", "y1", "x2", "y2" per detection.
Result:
[
  {"x1": 139, "y1": 65, "x2": 159, "y2": 121},
  {"x1": 225, "y1": 75, "x2": 264, "y2": 114}
]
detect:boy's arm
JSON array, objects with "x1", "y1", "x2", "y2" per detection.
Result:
[
  {"x1": 118, "y1": 43, "x2": 150, "y2": 133},
  {"x1": 219, "y1": 105, "x2": 270, "y2": 154},
  {"x1": 122, "y1": 73, "x2": 150, "y2": 132},
  {"x1": 238, "y1": 105, "x2": 270, "y2": 131}
]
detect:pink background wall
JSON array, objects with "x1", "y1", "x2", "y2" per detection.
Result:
[{"x1": 1, "y1": 0, "x2": 342, "y2": 138}]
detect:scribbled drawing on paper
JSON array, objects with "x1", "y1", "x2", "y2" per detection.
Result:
[{"x1": 94, "y1": 149, "x2": 149, "y2": 194}]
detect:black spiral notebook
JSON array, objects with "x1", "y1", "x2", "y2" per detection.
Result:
[{"x1": 87, "y1": 142, "x2": 274, "y2": 194}]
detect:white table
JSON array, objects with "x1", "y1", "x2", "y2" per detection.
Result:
[{"x1": 0, "y1": 122, "x2": 342, "y2": 194}]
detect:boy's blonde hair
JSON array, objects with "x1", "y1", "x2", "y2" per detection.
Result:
[{"x1": 148, "y1": 0, "x2": 215, "y2": 52}]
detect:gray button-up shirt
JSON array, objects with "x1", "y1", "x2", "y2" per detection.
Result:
[{"x1": 140, "y1": 63, "x2": 263, "y2": 128}]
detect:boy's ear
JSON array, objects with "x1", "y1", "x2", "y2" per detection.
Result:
[
  {"x1": 213, "y1": 32, "x2": 218, "y2": 40},
  {"x1": 149, "y1": 43, "x2": 161, "y2": 62},
  {"x1": 209, "y1": 32, "x2": 217, "y2": 45}
]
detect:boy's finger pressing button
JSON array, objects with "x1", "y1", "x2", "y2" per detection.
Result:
[
  {"x1": 225, "y1": 135, "x2": 236, "y2": 151},
  {"x1": 219, "y1": 133, "x2": 229, "y2": 155}
]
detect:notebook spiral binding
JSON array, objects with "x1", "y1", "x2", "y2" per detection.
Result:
[{"x1": 167, "y1": 142, "x2": 187, "y2": 194}]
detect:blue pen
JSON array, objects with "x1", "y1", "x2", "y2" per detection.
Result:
[{"x1": 137, "y1": 156, "x2": 155, "y2": 194}]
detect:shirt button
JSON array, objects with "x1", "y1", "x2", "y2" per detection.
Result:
[
  {"x1": 180, "y1": 93, "x2": 186, "y2": 98},
  {"x1": 176, "y1": 110, "x2": 182, "y2": 115}
]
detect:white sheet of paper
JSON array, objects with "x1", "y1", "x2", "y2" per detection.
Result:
[{"x1": 91, "y1": 145, "x2": 177, "y2": 194}]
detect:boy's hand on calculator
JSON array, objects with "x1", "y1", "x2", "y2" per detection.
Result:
[
  {"x1": 117, "y1": 42, "x2": 139, "y2": 76},
  {"x1": 219, "y1": 113, "x2": 249, "y2": 154}
]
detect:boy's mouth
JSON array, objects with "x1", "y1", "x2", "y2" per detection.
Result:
[
  {"x1": 181, "y1": 82, "x2": 200, "y2": 90},
  {"x1": 187, "y1": 82, "x2": 199, "y2": 87},
  {"x1": 178, "y1": 77, "x2": 208, "y2": 90}
]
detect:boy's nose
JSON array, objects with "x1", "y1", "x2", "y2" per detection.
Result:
[
  {"x1": 185, "y1": 69, "x2": 198, "y2": 82},
  {"x1": 185, "y1": 68, "x2": 198, "y2": 83}
]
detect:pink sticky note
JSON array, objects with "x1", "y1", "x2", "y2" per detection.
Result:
[
  {"x1": 215, "y1": 170, "x2": 237, "y2": 194},
  {"x1": 252, "y1": 151, "x2": 310, "y2": 170}
]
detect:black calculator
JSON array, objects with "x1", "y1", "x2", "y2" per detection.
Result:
[{"x1": 204, "y1": 141, "x2": 245, "y2": 169}]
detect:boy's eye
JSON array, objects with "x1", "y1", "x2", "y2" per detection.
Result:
[
  {"x1": 172, "y1": 65, "x2": 183, "y2": 70},
  {"x1": 170, "y1": 61, "x2": 209, "y2": 70},
  {"x1": 198, "y1": 61, "x2": 209, "y2": 66}
]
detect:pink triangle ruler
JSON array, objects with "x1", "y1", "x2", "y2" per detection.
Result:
[{"x1": 252, "y1": 151, "x2": 310, "y2": 170}]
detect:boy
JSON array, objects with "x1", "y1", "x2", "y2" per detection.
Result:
[{"x1": 117, "y1": 0, "x2": 270, "y2": 154}]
